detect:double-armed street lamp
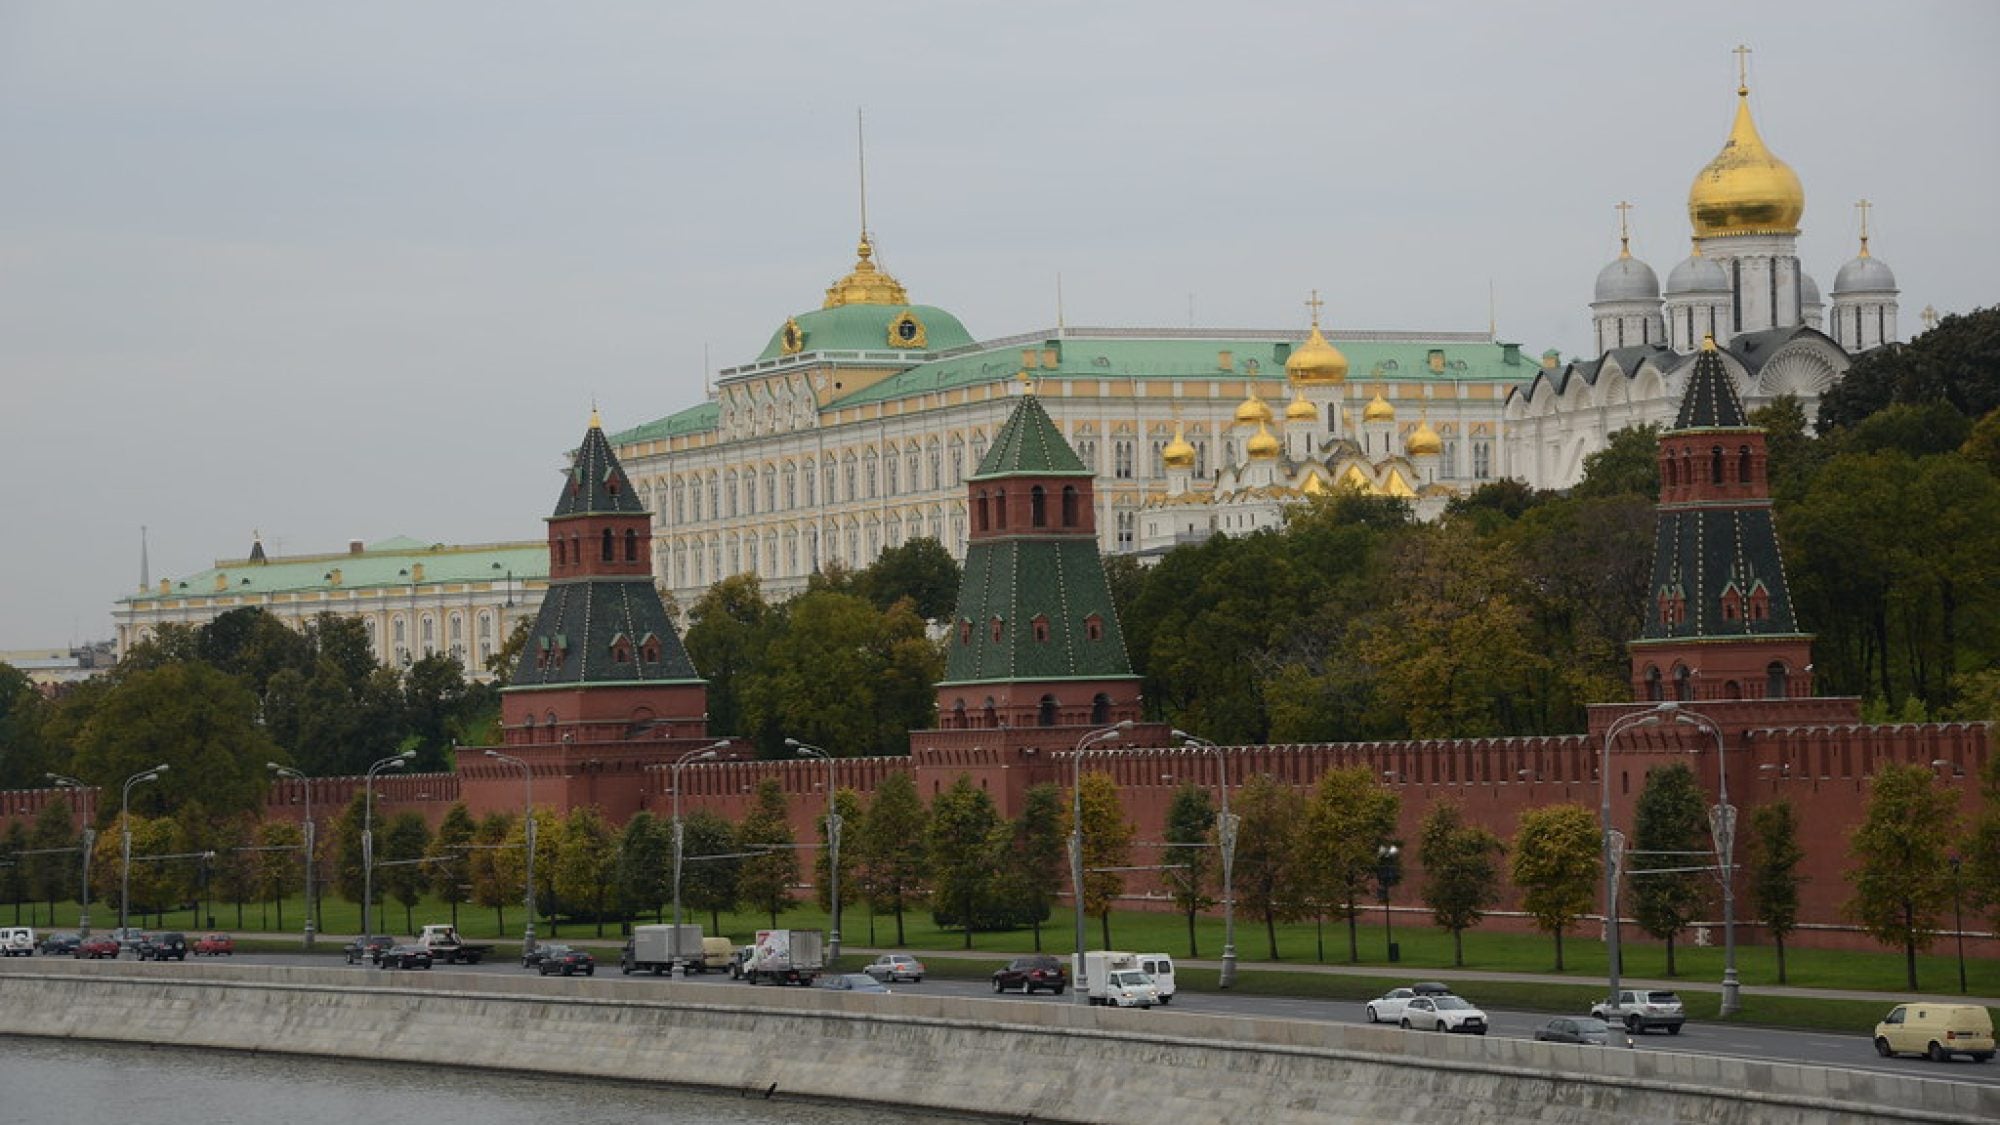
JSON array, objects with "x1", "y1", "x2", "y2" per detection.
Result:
[
  {"x1": 119, "y1": 765, "x2": 169, "y2": 936},
  {"x1": 1172, "y1": 729, "x2": 1238, "y2": 988},
  {"x1": 785, "y1": 739, "x2": 842, "y2": 960},
  {"x1": 266, "y1": 763, "x2": 317, "y2": 949},
  {"x1": 362, "y1": 750, "x2": 415, "y2": 944},
  {"x1": 482, "y1": 749, "x2": 537, "y2": 955},
  {"x1": 668, "y1": 740, "x2": 731, "y2": 961},
  {"x1": 1377, "y1": 843, "x2": 1402, "y2": 963},
  {"x1": 45, "y1": 774, "x2": 96, "y2": 937},
  {"x1": 1070, "y1": 720, "x2": 1133, "y2": 1005}
]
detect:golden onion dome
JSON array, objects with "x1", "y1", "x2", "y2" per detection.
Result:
[
  {"x1": 1285, "y1": 323, "x2": 1350, "y2": 385},
  {"x1": 1246, "y1": 422, "x2": 1280, "y2": 460},
  {"x1": 1285, "y1": 390, "x2": 1318, "y2": 422},
  {"x1": 1406, "y1": 418, "x2": 1442, "y2": 457},
  {"x1": 1687, "y1": 83, "x2": 1805, "y2": 239},
  {"x1": 1363, "y1": 391, "x2": 1396, "y2": 423},
  {"x1": 823, "y1": 233, "x2": 911, "y2": 308},
  {"x1": 1163, "y1": 423, "x2": 1196, "y2": 469},
  {"x1": 1234, "y1": 386, "x2": 1273, "y2": 426}
]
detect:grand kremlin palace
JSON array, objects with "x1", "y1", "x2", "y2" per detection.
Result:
[{"x1": 113, "y1": 64, "x2": 1900, "y2": 666}]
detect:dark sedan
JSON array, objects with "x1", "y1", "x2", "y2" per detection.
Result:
[
  {"x1": 536, "y1": 945, "x2": 595, "y2": 976},
  {"x1": 1535, "y1": 1016, "x2": 1612, "y2": 1046},
  {"x1": 379, "y1": 945, "x2": 434, "y2": 970},
  {"x1": 992, "y1": 954, "x2": 1068, "y2": 995},
  {"x1": 39, "y1": 933, "x2": 81, "y2": 956},
  {"x1": 136, "y1": 932, "x2": 189, "y2": 961},
  {"x1": 74, "y1": 937, "x2": 119, "y2": 959},
  {"x1": 344, "y1": 935, "x2": 398, "y2": 965}
]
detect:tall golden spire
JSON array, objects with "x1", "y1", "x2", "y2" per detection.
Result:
[
  {"x1": 1687, "y1": 45, "x2": 1805, "y2": 238},
  {"x1": 822, "y1": 107, "x2": 911, "y2": 308}
]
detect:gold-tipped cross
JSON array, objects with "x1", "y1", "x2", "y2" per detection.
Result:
[
  {"x1": 1855, "y1": 198, "x2": 1873, "y2": 255},
  {"x1": 1305, "y1": 289, "x2": 1325, "y2": 327},
  {"x1": 1734, "y1": 44, "x2": 1752, "y2": 92},
  {"x1": 1615, "y1": 200, "x2": 1633, "y2": 255}
]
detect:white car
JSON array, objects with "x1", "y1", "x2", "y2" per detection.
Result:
[
  {"x1": 863, "y1": 953, "x2": 925, "y2": 983},
  {"x1": 1401, "y1": 995, "x2": 1489, "y2": 1035},
  {"x1": 1365, "y1": 987, "x2": 1420, "y2": 1024},
  {"x1": 1592, "y1": 989, "x2": 1686, "y2": 1035}
]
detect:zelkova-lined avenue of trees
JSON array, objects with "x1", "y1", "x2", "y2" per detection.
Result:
[{"x1": 2, "y1": 306, "x2": 1999, "y2": 980}]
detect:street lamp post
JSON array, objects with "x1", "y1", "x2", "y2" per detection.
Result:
[
  {"x1": 119, "y1": 765, "x2": 168, "y2": 937},
  {"x1": 1070, "y1": 720, "x2": 1133, "y2": 1005},
  {"x1": 1377, "y1": 844, "x2": 1401, "y2": 963},
  {"x1": 1949, "y1": 854, "x2": 1968, "y2": 995},
  {"x1": 45, "y1": 774, "x2": 95, "y2": 937},
  {"x1": 1662, "y1": 702, "x2": 1741, "y2": 1017},
  {"x1": 482, "y1": 749, "x2": 538, "y2": 955},
  {"x1": 1601, "y1": 708, "x2": 1668, "y2": 1010},
  {"x1": 785, "y1": 739, "x2": 842, "y2": 960},
  {"x1": 362, "y1": 750, "x2": 414, "y2": 946},
  {"x1": 668, "y1": 741, "x2": 730, "y2": 966},
  {"x1": 266, "y1": 763, "x2": 317, "y2": 949},
  {"x1": 1173, "y1": 730, "x2": 1239, "y2": 988}
]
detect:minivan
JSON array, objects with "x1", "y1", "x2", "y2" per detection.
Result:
[
  {"x1": 0, "y1": 926, "x2": 36, "y2": 956},
  {"x1": 1874, "y1": 1003, "x2": 1995, "y2": 1062},
  {"x1": 1137, "y1": 954, "x2": 1177, "y2": 1004}
]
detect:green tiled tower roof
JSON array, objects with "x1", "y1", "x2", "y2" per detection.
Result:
[
  {"x1": 1674, "y1": 341, "x2": 1749, "y2": 429},
  {"x1": 552, "y1": 418, "x2": 646, "y2": 519},
  {"x1": 970, "y1": 392, "x2": 1090, "y2": 479},
  {"x1": 941, "y1": 539, "x2": 1136, "y2": 686},
  {"x1": 508, "y1": 579, "x2": 702, "y2": 687}
]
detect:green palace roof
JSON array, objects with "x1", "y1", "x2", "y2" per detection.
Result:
[
  {"x1": 753, "y1": 303, "x2": 976, "y2": 363},
  {"x1": 121, "y1": 538, "x2": 547, "y2": 604}
]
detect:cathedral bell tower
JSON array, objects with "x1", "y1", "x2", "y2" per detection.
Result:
[{"x1": 1628, "y1": 339, "x2": 1813, "y2": 703}]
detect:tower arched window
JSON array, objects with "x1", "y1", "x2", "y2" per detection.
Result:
[
  {"x1": 1030, "y1": 485, "x2": 1047, "y2": 528},
  {"x1": 1038, "y1": 695, "x2": 1058, "y2": 727},
  {"x1": 1710, "y1": 445, "x2": 1724, "y2": 485},
  {"x1": 1061, "y1": 485, "x2": 1079, "y2": 527},
  {"x1": 1766, "y1": 661, "x2": 1789, "y2": 699},
  {"x1": 1091, "y1": 693, "x2": 1111, "y2": 725},
  {"x1": 994, "y1": 490, "x2": 1008, "y2": 529},
  {"x1": 1673, "y1": 664, "x2": 1692, "y2": 702},
  {"x1": 601, "y1": 528, "x2": 615, "y2": 561},
  {"x1": 1738, "y1": 445, "x2": 1753, "y2": 484},
  {"x1": 1644, "y1": 665, "x2": 1663, "y2": 702},
  {"x1": 974, "y1": 491, "x2": 988, "y2": 533},
  {"x1": 624, "y1": 528, "x2": 638, "y2": 562}
]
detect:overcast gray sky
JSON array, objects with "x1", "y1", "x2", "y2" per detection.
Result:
[{"x1": 3, "y1": 1, "x2": 1995, "y2": 647}]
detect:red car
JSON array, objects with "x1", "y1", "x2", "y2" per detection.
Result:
[
  {"x1": 193, "y1": 934, "x2": 235, "y2": 956},
  {"x1": 74, "y1": 937, "x2": 119, "y2": 959}
]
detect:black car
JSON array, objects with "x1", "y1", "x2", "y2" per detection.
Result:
[
  {"x1": 379, "y1": 944, "x2": 433, "y2": 970},
  {"x1": 137, "y1": 932, "x2": 189, "y2": 961},
  {"x1": 39, "y1": 932, "x2": 81, "y2": 956},
  {"x1": 343, "y1": 935, "x2": 398, "y2": 965},
  {"x1": 992, "y1": 955, "x2": 1068, "y2": 995},
  {"x1": 1534, "y1": 1016, "x2": 1612, "y2": 1046},
  {"x1": 536, "y1": 945, "x2": 595, "y2": 976}
]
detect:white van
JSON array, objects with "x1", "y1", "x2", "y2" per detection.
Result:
[
  {"x1": 0, "y1": 927, "x2": 36, "y2": 956},
  {"x1": 1137, "y1": 953, "x2": 1176, "y2": 1004}
]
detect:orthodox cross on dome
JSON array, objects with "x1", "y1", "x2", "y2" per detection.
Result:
[
  {"x1": 1922, "y1": 305, "x2": 1939, "y2": 332},
  {"x1": 1305, "y1": 289, "x2": 1325, "y2": 327},
  {"x1": 1854, "y1": 198, "x2": 1874, "y2": 256},
  {"x1": 1615, "y1": 200, "x2": 1634, "y2": 257},
  {"x1": 1733, "y1": 43, "x2": 1752, "y2": 92}
]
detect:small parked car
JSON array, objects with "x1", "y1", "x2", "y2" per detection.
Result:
[
  {"x1": 39, "y1": 932, "x2": 81, "y2": 957},
  {"x1": 136, "y1": 932, "x2": 189, "y2": 961},
  {"x1": 1535, "y1": 1016, "x2": 1612, "y2": 1046},
  {"x1": 1593, "y1": 989, "x2": 1686, "y2": 1035},
  {"x1": 1401, "y1": 995, "x2": 1488, "y2": 1034},
  {"x1": 379, "y1": 944, "x2": 433, "y2": 970},
  {"x1": 74, "y1": 936, "x2": 120, "y2": 959},
  {"x1": 522, "y1": 944, "x2": 555, "y2": 969},
  {"x1": 343, "y1": 935, "x2": 398, "y2": 965},
  {"x1": 1874, "y1": 1003, "x2": 1996, "y2": 1062},
  {"x1": 536, "y1": 945, "x2": 595, "y2": 976},
  {"x1": 864, "y1": 954, "x2": 925, "y2": 984},
  {"x1": 192, "y1": 934, "x2": 235, "y2": 956},
  {"x1": 819, "y1": 972, "x2": 890, "y2": 993},
  {"x1": 992, "y1": 954, "x2": 1068, "y2": 995},
  {"x1": 1366, "y1": 988, "x2": 1421, "y2": 1024}
]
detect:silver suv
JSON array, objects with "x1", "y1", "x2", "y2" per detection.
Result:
[{"x1": 1592, "y1": 989, "x2": 1686, "y2": 1034}]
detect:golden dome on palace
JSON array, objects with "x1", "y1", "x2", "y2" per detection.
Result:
[
  {"x1": 1284, "y1": 323, "x2": 1350, "y2": 385},
  {"x1": 1234, "y1": 388, "x2": 1273, "y2": 426},
  {"x1": 1246, "y1": 423, "x2": 1280, "y2": 460},
  {"x1": 1163, "y1": 424, "x2": 1196, "y2": 469},
  {"x1": 823, "y1": 233, "x2": 911, "y2": 308},
  {"x1": 1406, "y1": 418, "x2": 1442, "y2": 457},
  {"x1": 1363, "y1": 391, "x2": 1396, "y2": 423},
  {"x1": 1687, "y1": 83, "x2": 1805, "y2": 239},
  {"x1": 1285, "y1": 391, "x2": 1318, "y2": 422}
]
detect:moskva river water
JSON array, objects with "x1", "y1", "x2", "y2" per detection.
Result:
[{"x1": 0, "y1": 1036, "x2": 964, "y2": 1124}]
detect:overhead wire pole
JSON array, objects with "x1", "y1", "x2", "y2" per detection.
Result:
[
  {"x1": 361, "y1": 750, "x2": 415, "y2": 948},
  {"x1": 483, "y1": 749, "x2": 536, "y2": 956},
  {"x1": 785, "y1": 738, "x2": 841, "y2": 961},
  {"x1": 266, "y1": 763, "x2": 317, "y2": 949},
  {"x1": 1173, "y1": 730, "x2": 1238, "y2": 988},
  {"x1": 1662, "y1": 701, "x2": 1741, "y2": 1016},
  {"x1": 1601, "y1": 707, "x2": 1668, "y2": 1012},
  {"x1": 119, "y1": 764, "x2": 168, "y2": 937},
  {"x1": 1071, "y1": 720, "x2": 1132, "y2": 1005},
  {"x1": 45, "y1": 774, "x2": 96, "y2": 937},
  {"x1": 668, "y1": 740, "x2": 730, "y2": 967}
]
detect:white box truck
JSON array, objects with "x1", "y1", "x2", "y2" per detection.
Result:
[
  {"x1": 742, "y1": 929, "x2": 824, "y2": 986},
  {"x1": 1084, "y1": 951, "x2": 1160, "y2": 1008},
  {"x1": 621, "y1": 924, "x2": 704, "y2": 975}
]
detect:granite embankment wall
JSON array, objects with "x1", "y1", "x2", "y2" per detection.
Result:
[{"x1": 2, "y1": 962, "x2": 1993, "y2": 1124}]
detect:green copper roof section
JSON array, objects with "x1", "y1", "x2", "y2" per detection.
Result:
[
  {"x1": 754, "y1": 304, "x2": 976, "y2": 363},
  {"x1": 553, "y1": 424, "x2": 646, "y2": 519},
  {"x1": 1674, "y1": 345, "x2": 1750, "y2": 430},
  {"x1": 1637, "y1": 504, "x2": 1801, "y2": 642},
  {"x1": 506, "y1": 577, "x2": 704, "y2": 687},
  {"x1": 119, "y1": 539, "x2": 547, "y2": 605},
  {"x1": 609, "y1": 401, "x2": 719, "y2": 446},
  {"x1": 833, "y1": 331, "x2": 1537, "y2": 408},
  {"x1": 970, "y1": 394, "x2": 1090, "y2": 479},
  {"x1": 939, "y1": 538, "x2": 1135, "y2": 686}
]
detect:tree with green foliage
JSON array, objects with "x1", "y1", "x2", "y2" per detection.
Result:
[
  {"x1": 330, "y1": 792, "x2": 368, "y2": 908},
  {"x1": 551, "y1": 806, "x2": 616, "y2": 935},
  {"x1": 1072, "y1": 772, "x2": 1135, "y2": 949},
  {"x1": 425, "y1": 803, "x2": 478, "y2": 929},
  {"x1": 679, "y1": 808, "x2": 741, "y2": 932},
  {"x1": 1746, "y1": 799, "x2": 1806, "y2": 983},
  {"x1": 201, "y1": 813, "x2": 256, "y2": 931},
  {"x1": 69, "y1": 660, "x2": 279, "y2": 821},
  {"x1": 1629, "y1": 763, "x2": 1711, "y2": 975},
  {"x1": 26, "y1": 796, "x2": 79, "y2": 924},
  {"x1": 468, "y1": 811, "x2": 515, "y2": 934},
  {"x1": 2, "y1": 822, "x2": 28, "y2": 925},
  {"x1": 0, "y1": 662, "x2": 52, "y2": 790},
  {"x1": 683, "y1": 574, "x2": 774, "y2": 745},
  {"x1": 1417, "y1": 798, "x2": 1504, "y2": 967},
  {"x1": 495, "y1": 808, "x2": 561, "y2": 936},
  {"x1": 1162, "y1": 784, "x2": 1217, "y2": 957},
  {"x1": 1569, "y1": 424, "x2": 1662, "y2": 500},
  {"x1": 812, "y1": 788, "x2": 865, "y2": 921},
  {"x1": 735, "y1": 779, "x2": 799, "y2": 927},
  {"x1": 854, "y1": 537, "x2": 961, "y2": 621},
  {"x1": 1233, "y1": 774, "x2": 1308, "y2": 960},
  {"x1": 855, "y1": 770, "x2": 926, "y2": 945},
  {"x1": 1510, "y1": 804, "x2": 1601, "y2": 970},
  {"x1": 926, "y1": 775, "x2": 1002, "y2": 948},
  {"x1": 1817, "y1": 305, "x2": 2000, "y2": 431},
  {"x1": 611, "y1": 811, "x2": 669, "y2": 925},
  {"x1": 1847, "y1": 763, "x2": 1962, "y2": 989},
  {"x1": 991, "y1": 783, "x2": 1065, "y2": 951},
  {"x1": 380, "y1": 811, "x2": 433, "y2": 934},
  {"x1": 1298, "y1": 765, "x2": 1400, "y2": 961},
  {"x1": 743, "y1": 590, "x2": 941, "y2": 758}
]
